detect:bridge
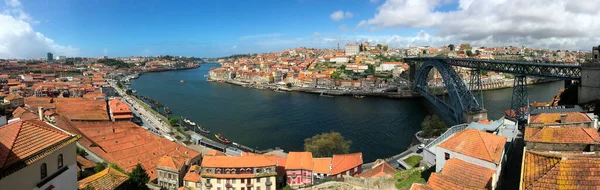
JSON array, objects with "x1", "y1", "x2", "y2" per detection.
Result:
[{"x1": 403, "y1": 57, "x2": 582, "y2": 124}]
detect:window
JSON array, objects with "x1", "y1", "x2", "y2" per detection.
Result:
[
  {"x1": 241, "y1": 188, "x2": 245, "y2": 190},
  {"x1": 217, "y1": 187, "x2": 221, "y2": 190},
  {"x1": 241, "y1": 178, "x2": 245, "y2": 183},
  {"x1": 58, "y1": 154, "x2": 63, "y2": 168},
  {"x1": 257, "y1": 178, "x2": 260, "y2": 182},
  {"x1": 218, "y1": 178, "x2": 221, "y2": 184},
  {"x1": 444, "y1": 152, "x2": 450, "y2": 160},
  {"x1": 206, "y1": 179, "x2": 211, "y2": 183},
  {"x1": 257, "y1": 187, "x2": 260, "y2": 190},
  {"x1": 40, "y1": 163, "x2": 47, "y2": 179},
  {"x1": 168, "y1": 173, "x2": 172, "y2": 179}
]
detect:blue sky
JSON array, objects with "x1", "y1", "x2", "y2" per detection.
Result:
[{"x1": 1, "y1": 0, "x2": 598, "y2": 58}]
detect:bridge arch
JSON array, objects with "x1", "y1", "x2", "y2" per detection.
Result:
[{"x1": 414, "y1": 59, "x2": 482, "y2": 123}]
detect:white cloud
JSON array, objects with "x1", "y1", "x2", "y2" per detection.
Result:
[
  {"x1": 330, "y1": 10, "x2": 353, "y2": 21},
  {"x1": 0, "y1": 0, "x2": 77, "y2": 59},
  {"x1": 339, "y1": 24, "x2": 350, "y2": 31},
  {"x1": 358, "y1": 0, "x2": 600, "y2": 50}
]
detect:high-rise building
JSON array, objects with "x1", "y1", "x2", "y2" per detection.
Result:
[
  {"x1": 345, "y1": 43, "x2": 359, "y2": 56},
  {"x1": 47, "y1": 52, "x2": 53, "y2": 61}
]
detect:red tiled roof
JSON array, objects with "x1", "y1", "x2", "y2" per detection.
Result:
[
  {"x1": 330, "y1": 153, "x2": 363, "y2": 175},
  {"x1": 312, "y1": 158, "x2": 331, "y2": 174},
  {"x1": 438, "y1": 129, "x2": 506, "y2": 164},
  {"x1": 77, "y1": 155, "x2": 96, "y2": 169},
  {"x1": 524, "y1": 126, "x2": 600, "y2": 144},
  {"x1": 202, "y1": 155, "x2": 276, "y2": 168},
  {"x1": 157, "y1": 155, "x2": 182, "y2": 170},
  {"x1": 183, "y1": 165, "x2": 201, "y2": 182},
  {"x1": 62, "y1": 121, "x2": 200, "y2": 180},
  {"x1": 357, "y1": 161, "x2": 397, "y2": 178},
  {"x1": 109, "y1": 98, "x2": 132, "y2": 114},
  {"x1": 522, "y1": 150, "x2": 600, "y2": 189},
  {"x1": 438, "y1": 158, "x2": 494, "y2": 189},
  {"x1": 410, "y1": 183, "x2": 434, "y2": 190},
  {"x1": 530, "y1": 112, "x2": 591, "y2": 124},
  {"x1": 426, "y1": 173, "x2": 479, "y2": 190},
  {"x1": 285, "y1": 152, "x2": 313, "y2": 170},
  {"x1": 54, "y1": 98, "x2": 109, "y2": 121},
  {"x1": 77, "y1": 167, "x2": 129, "y2": 190},
  {"x1": 11, "y1": 107, "x2": 26, "y2": 118}
]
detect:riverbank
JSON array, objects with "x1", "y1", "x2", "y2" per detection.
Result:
[{"x1": 208, "y1": 76, "x2": 560, "y2": 99}]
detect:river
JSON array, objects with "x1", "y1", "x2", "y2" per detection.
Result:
[{"x1": 129, "y1": 63, "x2": 563, "y2": 162}]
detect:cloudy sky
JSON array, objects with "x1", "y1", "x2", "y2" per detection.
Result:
[{"x1": 1, "y1": 0, "x2": 599, "y2": 58}]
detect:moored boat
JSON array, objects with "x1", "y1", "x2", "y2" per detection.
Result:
[
  {"x1": 181, "y1": 80, "x2": 185, "y2": 84},
  {"x1": 320, "y1": 92, "x2": 334, "y2": 98},
  {"x1": 215, "y1": 133, "x2": 230, "y2": 144},
  {"x1": 354, "y1": 95, "x2": 365, "y2": 99},
  {"x1": 197, "y1": 125, "x2": 210, "y2": 134}
]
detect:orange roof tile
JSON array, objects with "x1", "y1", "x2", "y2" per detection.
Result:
[
  {"x1": 330, "y1": 153, "x2": 363, "y2": 175},
  {"x1": 530, "y1": 112, "x2": 591, "y2": 124},
  {"x1": 202, "y1": 155, "x2": 276, "y2": 168},
  {"x1": 109, "y1": 98, "x2": 132, "y2": 114},
  {"x1": 157, "y1": 155, "x2": 182, "y2": 170},
  {"x1": 11, "y1": 107, "x2": 26, "y2": 117},
  {"x1": 183, "y1": 165, "x2": 201, "y2": 182},
  {"x1": 357, "y1": 161, "x2": 397, "y2": 178},
  {"x1": 0, "y1": 120, "x2": 74, "y2": 168},
  {"x1": 438, "y1": 129, "x2": 506, "y2": 164},
  {"x1": 522, "y1": 150, "x2": 600, "y2": 189},
  {"x1": 77, "y1": 167, "x2": 129, "y2": 190},
  {"x1": 426, "y1": 173, "x2": 479, "y2": 190},
  {"x1": 206, "y1": 149, "x2": 226, "y2": 156},
  {"x1": 410, "y1": 183, "x2": 434, "y2": 190},
  {"x1": 54, "y1": 98, "x2": 109, "y2": 121},
  {"x1": 524, "y1": 126, "x2": 600, "y2": 144},
  {"x1": 77, "y1": 155, "x2": 96, "y2": 169},
  {"x1": 285, "y1": 152, "x2": 313, "y2": 170},
  {"x1": 439, "y1": 158, "x2": 494, "y2": 189},
  {"x1": 312, "y1": 158, "x2": 331, "y2": 174}
]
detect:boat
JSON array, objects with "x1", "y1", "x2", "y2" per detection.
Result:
[
  {"x1": 181, "y1": 80, "x2": 185, "y2": 84},
  {"x1": 164, "y1": 107, "x2": 172, "y2": 114},
  {"x1": 320, "y1": 92, "x2": 334, "y2": 98},
  {"x1": 125, "y1": 81, "x2": 131, "y2": 85},
  {"x1": 215, "y1": 133, "x2": 231, "y2": 144},
  {"x1": 132, "y1": 90, "x2": 137, "y2": 93},
  {"x1": 354, "y1": 95, "x2": 365, "y2": 99},
  {"x1": 197, "y1": 125, "x2": 210, "y2": 134}
]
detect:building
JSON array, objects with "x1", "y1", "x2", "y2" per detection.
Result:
[
  {"x1": 524, "y1": 126, "x2": 600, "y2": 151},
  {"x1": 0, "y1": 119, "x2": 78, "y2": 190},
  {"x1": 56, "y1": 56, "x2": 67, "y2": 60},
  {"x1": 200, "y1": 155, "x2": 277, "y2": 190},
  {"x1": 285, "y1": 152, "x2": 313, "y2": 187},
  {"x1": 3, "y1": 94, "x2": 24, "y2": 107},
  {"x1": 411, "y1": 158, "x2": 496, "y2": 190},
  {"x1": 356, "y1": 161, "x2": 396, "y2": 178},
  {"x1": 108, "y1": 98, "x2": 134, "y2": 121},
  {"x1": 47, "y1": 52, "x2": 53, "y2": 61},
  {"x1": 157, "y1": 155, "x2": 189, "y2": 190},
  {"x1": 182, "y1": 165, "x2": 202, "y2": 190},
  {"x1": 520, "y1": 150, "x2": 600, "y2": 189},
  {"x1": 329, "y1": 153, "x2": 363, "y2": 178},
  {"x1": 345, "y1": 44, "x2": 359, "y2": 56},
  {"x1": 77, "y1": 167, "x2": 129, "y2": 190},
  {"x1": 435, "y1": 128, "x2": 506, "y2": 189}
]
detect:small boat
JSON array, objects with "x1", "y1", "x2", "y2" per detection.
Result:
[
  {"x1": 164, "y1": 107, "x2": 172, "y2": 114},
  {"x1": 354, "y1": 95, "x2": 365, "y2": 99},
  {"x1": 125, "y1": 81, "x2": 131, "y2": 85},
  {"x1": 320, "y1": 92, "x2": 334, "y2": 98},
  {"x1": 215, "y1": 133, "x2": 231, "y2": 144},
  {"x1": 132, "y1": 90, "x2": 137, "y2": 93},
  {"x1": 181, "y1": 80, "x2": 185, "y2": 84},
  {"x1": 197, "y1": 125, "x2": 210, "y2": 134}
]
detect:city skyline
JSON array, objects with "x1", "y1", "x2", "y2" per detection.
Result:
[{"x1": 1, "y1": 0, "x2": 599, "y2": 59}]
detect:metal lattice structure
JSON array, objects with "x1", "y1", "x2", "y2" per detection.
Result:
[
  {"x1": 405, "y1": 58, "x2": 581, "y2": 80},
  {"x1": 414, "y1": 59, "x2": 482, "y2": 123},
  {"x1": 510, "y1": 75, "x2": 529, "y2": 122},
  {"x1": 469, "y1": 69, "x2": 484, "y2": 110}
]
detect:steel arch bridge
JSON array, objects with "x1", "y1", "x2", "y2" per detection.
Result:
[{"x1": 404, "y1": 57, "x2": 581, "y2": 123}]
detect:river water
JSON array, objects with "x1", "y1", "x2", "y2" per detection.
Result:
[{"x1": 129, "y1": 63, "x2": 563, "y2": 162}]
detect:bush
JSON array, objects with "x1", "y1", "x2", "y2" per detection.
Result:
[
  {"x1": 304, "y1": 131, "x2": 351, "y2": 157},
  {"x1": 420, "y1": 114, "x2": 447, "y2": 138}
]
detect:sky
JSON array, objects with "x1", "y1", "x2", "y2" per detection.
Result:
[{"x1": 1, "y1": 0, "x2": 599, "y2": 58}]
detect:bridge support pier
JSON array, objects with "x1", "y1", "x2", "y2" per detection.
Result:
[
  {"x1": 469, "y1": 69, "x2": 484, "y2": 109},
  {"x1": 510, "y1": 75, "x2": 529, "y2": 122},
  {"x1": 463, "y1": 109, "x2": 488, "y2": 123}
]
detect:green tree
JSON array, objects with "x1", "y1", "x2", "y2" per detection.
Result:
[
  {"x1": 77, "y1": 147, "x2": 87, "y2": 157},
  {"x1": 475, "y1": 50, "x2": 481, "y2": 56},
  {"x1": 422, "y1": 50, "x2": 427, "y2": 55},
  {"x1": 304, "y1": 131, "x2": 352, "y2": 157},
  {"x1": 286, "y1": 83, "x2": 292, "y2": 88},
  {"x1": 168, "y1": 117, "x2": 179, "y2": 127},
  {"x1": 331, "y1": 71, "x2": 342, "y2": 79},
  {"x1": 125, "y1": 89, "x2": 133, "y2": 95},
  {"x1": 339, "y1": 64, "x2": 346, "y2": 71},
  {"x1": 466, "y1": 50, "x2": 474, "y2": 57},
  {"x1": 459, "y1": 44, "x2": 471, "y2": 51},
  {"x1": 382, "y1": 45, "x2": 388, "y2": 51},
  {"x1": 420, "y1": 115, "x2": 448, "y2": 138},
  {"x1": 125, "y1": 164, "x2": 150, "y2": 190},
  {"x1": 364, "y1": 64, "x2": 375, "y2": 74},
  {"x1": 94, "y1": 162, "x2": 108, "y2": 173},
  {"x1": 116, "y1": 80, "x2": 123, "y2": 89},
  {"x1": 448, "y1": 44, "x2": 455, "y2": 51}
]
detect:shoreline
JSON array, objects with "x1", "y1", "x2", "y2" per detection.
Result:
[{"x1": 208, "y1": 77, "x2": 561, "y2": 99}]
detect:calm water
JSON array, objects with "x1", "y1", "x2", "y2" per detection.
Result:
[{"x1": 130, "y1": 63, "x2": 563, "y2": 162}]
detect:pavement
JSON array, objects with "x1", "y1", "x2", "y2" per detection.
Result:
[{"x1": 362, "y1": 145, "x2": 420, "y2": 170}]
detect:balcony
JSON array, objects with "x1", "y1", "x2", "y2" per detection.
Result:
[
  {"x1": 246, "y1": 183, "x2": 253, "y2": 187},
  {"x1": 226, "y1": 183, "x2": 232, "y2": 188},
  {"x1": 205, "y1": 183, "x2": 212, "y2": 188},
  {"x1": 265, "y1": 181, "x2": 272, "y2": 186}
]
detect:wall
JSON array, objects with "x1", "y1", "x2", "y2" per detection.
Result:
[
  {"x1": 0, "y1": 142, "x2": 77, "y2": 190},
  {"x1": 435, "y1": 147, "x2": 504, "y2": 189},
  {"x1": 579, "y1": 66, "x2": 600, "y2": 104},
  {"x1": 203, "y1": 176, "x2": 276, "y2": 190},
  {"x1": 286, "y1": 169, "x2": 313, "y2": 186}
]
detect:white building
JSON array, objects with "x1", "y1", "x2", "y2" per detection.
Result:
[
  {"x1": 375, "y1": 62, "x2": 405, "y2": 72},
  {"x1": 332, "y1": 56, "x2": 349, "y2": 64},
  {"x1": 345, "y1": 44, "x2": 359, "y2": 56},
  {"x1": 56, "y1": 56, "x2": 67, "y2": 60}
]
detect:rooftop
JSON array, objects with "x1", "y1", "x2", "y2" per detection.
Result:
[
  {"x1": 529, "y1": 112, "x2": 591, "y2": 124},
  {"x1": 312, "y1": 158, "x2": 331, "y2": 174},
  {"x1": 524, "y1": 126, "x2": 600, "y2": 144},
  {"x1": 438, "y1": 129, "x2": 506, "y2": 164},
  {"x1": 330, "y1": 152, "x2": 363, "y2": 175},
  {"x1": 357, "y1": 161, "x2": 397, "y2": 178},
  {"x1": 521, "y1": 150, "x2": 600, "y2": 189},
  {"x1": 183, "y1": 165, "x2": 201, "y2": 183},
  {"x1": 77, "y1": 167, "x2": 129, "y2": 190},
  {"x1": 201, "y1": 155, "x2": 276, "y2": 168},
  {"x1": 285, "y1": 152, "x2": 313, "y2": 170}
]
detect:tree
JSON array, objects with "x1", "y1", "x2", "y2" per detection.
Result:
[
  {"x1": 286, "y1": 83, "x2": 292, "y2": 88},
  {"x1": 475, "y1": 50, "x2": 481, "y2": 56},
  {"x1": 94, "y1": 162, "x2": 107, "y2": 173},
  {"x1": 339, "y1": 64, "x2": 346, "y2": 71},
  {"x1": 77, "y1": 147, "x2": 87, "y2": 157},
  {"x1": 382, "y1": 45, "x2": 388, "y2": 51},
  {"x1": 377, "y1": 44, "x2": 383, "y2": 50},
  {"x1": 125, "y1": 164, "x2": 150, "y2": 190},
  {"x1": 466, "y1": 50, "x2": 474, "y2": 57},
  {"x1": 168, "y1": 117, "x2": 179, "y2": 127},
  {"x1": 448, "y1": 44, "x2": 455, "y2": 51},
  {"x1": 330, "y1": 71, "x2": 342, "y2": 79},
  {"x1": 364, "y1": 64, "x2": 375, "y2": 74},
  {"x1": 125, "y1": 89, "x2": 133, "y2": 95},
  {"x1": 420, "y1": 114, "x2": 448, "y2": 138},
  {"x1": 422, "y1": 50, "x2": 427, "y2": 55},
  {"x1": 304, "y1": 131, "x2": 352, "y2": 157},
  {"x1": 116, "y1": 80, "x2": 123, "y2": 89},
  {"x1": 459, "y1": 44, "x2": 471, "y2": 51}
]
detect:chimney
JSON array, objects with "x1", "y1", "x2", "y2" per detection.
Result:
[
  {"x1": 38, "y1": 106, "x2": 43, "y2": 121},
  {"x1": 560, "y1": 113, "x2": 567, "y2": 123}
]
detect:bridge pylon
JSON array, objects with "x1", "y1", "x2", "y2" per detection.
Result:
[
  {"x1": 468, "y1": 69, "x2": 484, "y2": 109},
  {"x1": 510, "y1": 75, "x2": 529, "y2": 123}
]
